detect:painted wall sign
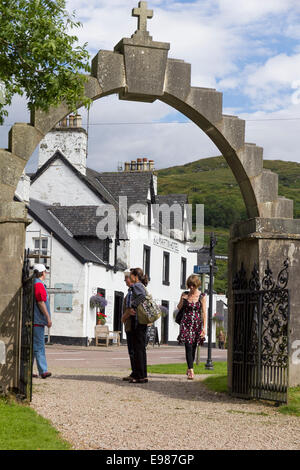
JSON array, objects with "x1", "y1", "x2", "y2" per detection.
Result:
[{"x1": 153, "y1": 236, "x2": 179, "y2": 253}]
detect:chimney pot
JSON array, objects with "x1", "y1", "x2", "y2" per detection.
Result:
[
  {"x1": 74, "y1": 114, "x2": 82, "y2": 128},
  {"x1": 69, "y1": 115, "x2": 75, "y2": 127},
  {"x1": 137, "y1": 158, "x2": 143, "y2": 171},
  {"x1": 149, "y1": 160, "x2": 155, "y2": 171}
]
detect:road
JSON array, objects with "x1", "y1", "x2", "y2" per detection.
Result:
[{"x1": 43, "y1": 344, "x2": 227, "y2": 372}]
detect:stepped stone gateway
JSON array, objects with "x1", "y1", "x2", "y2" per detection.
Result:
[{"x1": 0, "y1": 2, "x2": 299, "y2": 396}]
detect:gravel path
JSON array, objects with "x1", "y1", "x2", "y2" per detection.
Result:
[{"x1": 31, "y1": 369, "x2": 300, "y2": 450}]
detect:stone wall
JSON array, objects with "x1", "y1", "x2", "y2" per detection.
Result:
[{"x1": 0, "y1": 202, "x2": 29, "y2": 394}]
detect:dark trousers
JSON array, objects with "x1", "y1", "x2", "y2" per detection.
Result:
[
  {"x1": 126, "y1": 331, "x2": 135, "y2": 376},
  {"x1": 131, "y1": 324, "x2": 147, "y2": 379},
  {"x1": 185, "y1": 343, "x2": 197, "y2": 369}
]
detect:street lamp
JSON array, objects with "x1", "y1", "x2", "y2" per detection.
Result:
[{"x1": 205, "y1": 232, "x2": 217, "y2": 371}]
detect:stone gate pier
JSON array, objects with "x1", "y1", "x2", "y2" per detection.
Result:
[
  {"x1": 228, "y1": 217, "x2": 300, "y2": 390},
  {"x1": 0, "y1": 202, "x2": 29, "y2": 394}
]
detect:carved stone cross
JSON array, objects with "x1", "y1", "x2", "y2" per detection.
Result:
[{"x1": 132, "y1": 1, "x2": 153, "y2": 32}]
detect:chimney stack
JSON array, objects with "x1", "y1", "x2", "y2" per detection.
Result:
[
  {"x1": 123, "y1": 158, "x2": 155, "y2": 172},
  {"x1": 38, "y1": 114, "x2": 87, "y2": 175}
]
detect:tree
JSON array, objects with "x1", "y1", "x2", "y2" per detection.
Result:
[{"x1": 0, "y1": 0, "x2": 91, "y2": 124}]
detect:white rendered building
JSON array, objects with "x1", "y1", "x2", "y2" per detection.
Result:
[{"x1": 17, "y1": 117, "x2": 204, "y2": 345}]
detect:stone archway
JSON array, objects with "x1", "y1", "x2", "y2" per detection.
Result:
[{"x1": 1, "y1": 2, "x2": 299, "y2": 395}]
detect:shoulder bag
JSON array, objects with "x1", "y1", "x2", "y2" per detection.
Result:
[
  {"x1": 136, "y1": 289, "x2": 162, "y2": 325},
  {"x1": 175, "y1": 291, "x2": 189, "y2": 325}
]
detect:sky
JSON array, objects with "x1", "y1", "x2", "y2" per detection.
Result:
[{"x1": 2, "y1": 0, "x2": 300, "y2": 172}]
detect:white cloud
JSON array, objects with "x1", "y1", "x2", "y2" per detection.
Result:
[
  {"x1": 241, "y1": 106, "x2": 300, "y2": 162},
  {"x1": 216, "y1": 0, "x2": 297, "y2": 25},
  {"x1": 239, "y1": 53, "x2": 300, "y2": 111},
  {"x1": 247, "y1": 53, "x2": 300, "y2": 89}
]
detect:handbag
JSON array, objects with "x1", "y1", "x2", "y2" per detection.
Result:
[
  {"x1": 175, "y1": 291, "x2": 189, "y2": 325},
  {"x1": 175, "y1": 307, "x2": 184, "y2": 325},
  {"x1": 137, "y1": 289, "x2": 162, "y2": 325}
]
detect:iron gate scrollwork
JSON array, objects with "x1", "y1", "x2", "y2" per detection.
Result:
[
  {"x1": 19, "y1": 249, "x2": 34, "y2": 401},
  {"x1": 232, "y1": 259, "x2": 290, "y2": 404}
]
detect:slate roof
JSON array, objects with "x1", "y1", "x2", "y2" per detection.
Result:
[
  {"x1": 156, "y1": 194, "x2": 188, "y2": 209},
  {"x1": 92, "y1": 171, "x2": 155, "y2": 207},
  {"x1": 28, "y1": 199, "x2": 106, "y2": 265},
  {"x1": 50, "y1": 206, "x2": 105, "y2": 237}
]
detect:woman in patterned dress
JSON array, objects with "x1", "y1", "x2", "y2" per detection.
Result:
[{"x1": 177, "y1": 274, "x2": 206, "y2": 380}]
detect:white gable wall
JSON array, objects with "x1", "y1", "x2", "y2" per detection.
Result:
[{"x1": 30, "y1": 158, "x2": 102, "y2": 206}]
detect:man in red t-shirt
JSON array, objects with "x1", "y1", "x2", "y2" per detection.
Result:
[{"x1": 33, "y1": 264, "x2": 52, "y2": 379}]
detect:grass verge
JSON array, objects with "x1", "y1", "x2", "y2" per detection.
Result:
[
  {"x1": 278, "y1": 387, "x2": 300, "y2": 417},
  {"x1": 147, "y1": 361, "x2": 227, "y2": 375},
  {"x1": 202, "y1": 374, "x2": 228, "y2": 393},
  {"x1": 0, "y1": 397, "x2": 71, "y2": 450}
]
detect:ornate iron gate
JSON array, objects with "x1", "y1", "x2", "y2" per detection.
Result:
[
  {"x1": 232, "y1": 259, "x2": 290, "y2": 404},
  {"x1": 19, "y1": 250, "x2": 34, "y2": 401}
]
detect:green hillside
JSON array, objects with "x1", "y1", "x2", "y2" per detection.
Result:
[{"x1": 157, "y1": 156, "x2": 300, "y2": 294}]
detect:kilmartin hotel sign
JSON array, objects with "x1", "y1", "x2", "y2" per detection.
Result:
[{"x1": 153, "y1": 235, "x2": 180, "y2": 253}]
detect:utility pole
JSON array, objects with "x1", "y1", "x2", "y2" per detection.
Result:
[
  {"x1": 196, "y1": 272, "x2": 207, "y2": 365},
  {"x1": 205, "y1": 232, "x2": 217, "y2": 370}
]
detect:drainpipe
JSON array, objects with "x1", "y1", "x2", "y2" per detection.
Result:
[
  {"x1": 85, "y1": 262, "x2": 92, "y2": 346},
  {"x1": 114, "y1": 221, "x2": 120, "y2": 274}
]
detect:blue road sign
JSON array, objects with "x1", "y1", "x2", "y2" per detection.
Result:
[{"x1": 194, "y1": 265, "x2": 218, "y2": 274}]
